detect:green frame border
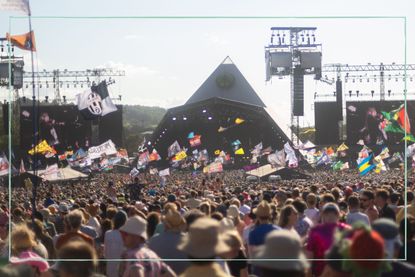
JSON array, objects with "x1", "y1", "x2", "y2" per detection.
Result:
[{"x1": 6, "y1": 15, "x2": 408, "y2": 263}]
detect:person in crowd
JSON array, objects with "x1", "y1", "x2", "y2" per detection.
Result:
[
  {"x1": 118, "y1": 215, "x2": 176, "y2": 277},
  {"x1": 29, "y1": 219, "x2": 56, "y2": 260},
  {"x1": 54, "y1": 203, "x2": 69, "y2": 235},
  {"x1": 104, "y1": 210, "x2": 127, "y2": 277},
  {"x1": 304, "y1": 193, "x2": 319, "y2": 225},
  {"x1": 55, "y1": 240, "x2": 105, "y2": 277},
  {"x1": 148, "y1": 209, "x2": 189, "y2": 275},
  {"x1": 346, "y1": 195, "x2": 370, "y2": 226},
  {"x1": 222, "y1": 230, "x2": 249, "y2": 277},
  {"x1": 185, "y1": 190, "x2": 202, "y2": 210},
  {"x1": 39, "y1": 208, "x2": 57, "y2": 238},
  {"x1": 86, "y1": 203, "x2": 102, "y2": 238},
  {"x1": 227, "y1": 204, "x2": 246, "y2": 238},
  {"x1": 305, "y1": 203, "x2": 350, "y2": 277},
  {"x1": 292, "y1": 199, "x2": 313, "y2": 238},
  {"x1": 178, "y1": 217, "x2": 230, "y2": 277},
  {"x1": 278, "y1": 204, "x2": 299, "y2": 233},
  {"x1": 361, "y1": 190, "x2": 379, "y2": 223},
  {"x1": 396, "y1": 191, "x2": 415, "y2": 224},
  {"x1": 398, "y1": 215, "x2": 415, "y2": 264},
  {"x1": 55, "y1": 210, "x2": 94, "y2": 250},
  {"x1": 0, "y1": 212, "x2": 9, "y2": 257},
  {"x1": 376, "y1": 189, "x2": 396, "y2": 221},
  {"x1": 252, "y1": 229, "x2": 309, "y2": 277},
  {"x1": 146, "y1": 211, "x2": 161, "y2": 239}
]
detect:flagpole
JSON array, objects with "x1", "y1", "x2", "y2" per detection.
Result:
[{"x1": 27, "y1": 0, "x2": 38, "y2": 219}]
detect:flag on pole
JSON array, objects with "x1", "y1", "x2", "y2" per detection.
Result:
[
  {"x1": 6, "y1": 31, "x2": 36, "y2": 51},
  {"x1": 19, "y1": 159, "x2": 25, "y2": 174},
  {"x1": 235, "y1": 118, "x2": 245, "y2": 124},
  {"x1": 168, "y1": 141, "x2": 181, "y2": 158},
  {"x1": 76, "y1": 81, "x2": 117, "y2": 119},
  {"x1": 284, "y1": 142, "x2": 298, "y2": 167},
  {"x1": 235, "y1": 148, "x2": 245, "y2": 155},
  {"x1": 159, "y1": 168, "x2": 170, "y2": 177},
  {"x1": 173, "y1": 151, "x2": 187, "y2": 161},
  {"x1": 0, "y1": 0, "x2": 29, "y2": 14},
  {"x1": 28, "y1": 140, "x2": 55, "y2": 155},
  {"x1": 358, "y1": 154, "x2": 375, "y2": 176},
  {"x1": 332, "y1": 161, "x2": 344, "y2": 171},
  {"x1": 374, "y1": 155, "x2": 387, "y2": 173},
  {"x1": 337, "y1": 143, "x2": 349, "y2": 152}
]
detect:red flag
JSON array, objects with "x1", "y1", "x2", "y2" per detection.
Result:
[{"x1": 397, "y1": 106, "x2": 411, "y2": 134}]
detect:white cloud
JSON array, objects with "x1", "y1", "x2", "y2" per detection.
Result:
[
  {"x1": 101, "y1": 61, "x2": 159, "y2": 76},
  {"x1": 123, "y1": 34, "x2": 144, "y2": 40}
]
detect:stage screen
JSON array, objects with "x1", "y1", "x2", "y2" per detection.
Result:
[
  {"x1": 314, "y1": 102, "x2": 339, "y2": 145},
  {"x1": 20, "y1": 105, "x2": 92, "y2": 151},
  {"x1": 346, "y1": 101, "x2": 415, "y2": 145}
]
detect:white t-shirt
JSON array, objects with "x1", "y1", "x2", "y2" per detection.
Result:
[{"x1": 305, "y1": 207, "x2": 319, "y2": 224}]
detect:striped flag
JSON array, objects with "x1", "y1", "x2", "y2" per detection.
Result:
[
  {"x1": 358, "y1": 154, "x2": 375, "y2": 176},
  {"x1": 0, "y1": 0, "x2": 29, "y2": 14}
]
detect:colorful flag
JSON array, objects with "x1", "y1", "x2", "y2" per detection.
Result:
[
  {"x1": 235, "y1": 148, "x2": 245, "y2": 155},
  {"x1": 28, "y1": 140, "x2": 55, "y2": 155},
  {"x1": 76, "y1": 81, "x2": 117, "y2": 120},
  {"x1": 332, "y1": 161, "x2": 344, "y2": 171},
  {"x1": 374, "y1": 155, "x2": 387, "y2": 173},
  {"x1": 382, "y1": 104, "x2": 411, "y2": 136},
  {"x1": 358, "y1": 154, "x2": 375, "y2": 176},
  {"x1": 284, "y1": 142, "x2": 298, "y2": 167},
  {"x1": 0, "y1": 0, "x2": 29, "y2": 14},
  {"x1": 337, "y1": 143, "x2": 349, "y2": 152},
  {"x1": 117, "y1": 149, "x2": 129, "y2": 161},
  {"x1": 149, "y1": 149, "x2": 161, "y2": 161},
  {"x1": 316, "y1": 152, "x2": 330, "y2": 166},
  {"x1": 6, "y1": 30, "x2": 36, "y2": 51},
  {"x1": 187, "y1": 132, "x2": 195, "y2": 139},
  {"x1": 214, "y1": 149, "x2": 221, "y2": 156},
  {"x1": 379, "y1": 147, "x2": 390, "y2": 160},
  {"x1": 19, "y1": 159, "x2": 26, "y2": 174},
  {"x1": 159, "y1": 168, "x2": 170, "y2": 177},
  {"x1": 174, "y1": 151, "x2": 187, "y2": 161},
  {"x1": 168, "y1": 141, "x2": 181, "y2": 158},
  {"x1": 0, "y1": 154, "x2": 10, "y2": 176},
  {"x1": 130, "y1": 168, "x2": 140, "y2": 177},
  {"x1": 189, "y1": 135, "x2": 202, "y2": 147}
]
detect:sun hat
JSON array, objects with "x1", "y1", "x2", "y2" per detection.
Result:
[
  {"x1": 239, "y1": 204, "x2": 251, "y2": 216},
  {"x1": 253, "y1": 201, "x2": 271, "y2": 218},
  {"x1": 119, "y1": 215, "x2": 148, "y2": 240},
  {"x1": 58, "y1": 203, "x2": 69, "y2": 213},
  {"x1": 10, "y1": 250, "x2": 49, "y2": 272},
  {"x1": 164, "y1": 209, "x2": 186, "y2": 230},
  {"x1": 227, "y1": 205, "x2": 240, "y2": 219},
  {"x1": 178, "y1": 217, "x2": 231, "y2": 258},
  {"x1": 372, "y1": 218, "x2": 402, "y2": 259},
  {"x1": 252, "y1": 229, "x2": 309, "y2": 271}
]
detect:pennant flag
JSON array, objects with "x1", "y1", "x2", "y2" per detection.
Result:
[
  {"x1": 326, "y1": 147, "x2": 335, "y2": 156},
  {"x1": 76, "y1": 81, "x2": 117, "y2": 120},
  {"x1": 168, "y1": 141, "x2": 181, "y2": 158},
  {"x1": 149, "y1": 149, "x2": 161, "y2": 161},
  {"x1": 337, "y1": 143, "x2": 349, "y2": 152},
  {"x1": 358, "y1": 154, "x2": 375, "y2": 176},
  {"x1": 235, "y1": 148, "x2": 245, "y2": 155},
  {"x1": 19, "y1": 159, "x2": 25, "y2": 174},
  {"x1": 159, "y1": 168, "x2": 170, "y2": 177},
  {"x1": 28, "y1": 140, "x2": 55, "y2": 155},
  {"x1": 218, "y1": 126, "x2": 228, "y2": 133},
  {"x1": 214, "y1": 149, "x2": 221, "y2": 156},
  {"x1": 332, "y1": 161, "x2": 344, "y2": 171},
  {"x1": 235, "y1": 118, "x2": 245, "y2": 125},
  {"x1": 0, "y1": 0, "x2": 29, "y2": 14},
  {"x1": 0, "y1": 154, "x2": 10, "y2": 176},
  {"x1": 6, "y1": 30, "x2": 36, "y2": 51},
  {"x1": 174, "y1": 151, "x2": 187, "y2": 161},
  {"x1": 187, "y1": 132, "x2": 195, "y2": 139},
  {"x1": 189, "y1": 135, "x2": 202, "y2": 147},
  {"x1": 284, "y1": 142, "x2": 298, "y2": 167}
]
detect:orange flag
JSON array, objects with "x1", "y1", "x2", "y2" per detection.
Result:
[{"x1": 6, "y1": 31, "x2": 36, "y2": 51}]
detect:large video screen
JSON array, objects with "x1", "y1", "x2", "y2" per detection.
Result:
[
  {"x1": 346, "y1": 101, "x2": 415, "y2": 145},
  {"x1": 314, "y1": 102, "x2": 340, "y2": 145},
  {"x1": 20, "y1": 105, "x2": 92, "y2": 151}
]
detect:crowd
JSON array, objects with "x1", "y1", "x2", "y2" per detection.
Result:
[{"x1": 0, "y1": 168, "x2": 414, "y2": 277}]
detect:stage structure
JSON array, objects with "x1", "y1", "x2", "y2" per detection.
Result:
[
  {"x1": 265, "y1": 27, "x2": 322, "y2": 144},
  {"x1": 149, "y1": 57, "x2": 299, "y2": 167}
]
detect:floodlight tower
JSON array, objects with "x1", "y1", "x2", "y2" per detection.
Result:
[{"x1": 265, "y1": 27, "x2": 322, "y2": 144}]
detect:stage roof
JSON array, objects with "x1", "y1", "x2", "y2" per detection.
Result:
[{"x1": 185, "y1": 59, "x2": 266, "y2": 108}]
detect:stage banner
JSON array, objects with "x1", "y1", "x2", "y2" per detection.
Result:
[
  {"x1": 159, "y1": 168, "x2": 170, "y2": 176},
  {"x1": 204, "y1": 162, "x2": 223, "y2": 174},
  {"x1": 88, "y1": 139, "x2": 117, "y2": 159}
]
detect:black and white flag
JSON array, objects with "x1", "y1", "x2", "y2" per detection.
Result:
[{"x1": 76, "y1": 81, "x2": 117, "y2": 120}]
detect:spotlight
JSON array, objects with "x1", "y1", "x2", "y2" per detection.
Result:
[
  {"x1": 147, "y1": 141, "x2": 151, "y2": 145},
  {"x1": 162, "y1": 131, "x2": 165, "y2": 134},
  {"x1": 183, "y1": 117, "x2": 187, "y2": 120},
  {"x1": 208, "y1": 116, "x2": 212, "y2": 120},
  {"x1": 172, "y1": 117, "x2": 176, "y2": 121},
  {"x1": 202, "y1": 109, "x2": 206, "y2": 113}
]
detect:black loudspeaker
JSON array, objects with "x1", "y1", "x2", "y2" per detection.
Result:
[
  {"x1": 336, "y1": 79, "x2": 343, "y2": 120},
  {"x1": 315, "y1": 102, "x2": 339, "y2": 145},
  {"x1": 293, "y1": 66, "x2": 304, "y2": 116},
  {"x1": 2, "y1": 103, "x2": 9, "y2": 134}
]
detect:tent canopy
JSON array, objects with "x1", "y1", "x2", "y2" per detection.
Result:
[{"x1": 28, "y1": 166, "x2": 87, "y2": 182}]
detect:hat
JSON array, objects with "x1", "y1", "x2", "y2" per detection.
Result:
[
  {"x1": 10, "y1": 250, "x2": 49, "y2": 272},
  {"x1": 253, "y1": 230, "x2": 308, "y2": 271},
  {"x1": 227, "y1": 205, "x2": 240, "y2": 219},
  {"x1": 58, "y1": 203, "x2": 69, "y2": 213},
  {"x1": 372, "y1": 218, "x2": 402, "y2": 259},
  {"x1": 164, "y1": 210, "x2": 185, "y2": 230},
  {"x1": 219, "y1": 217, "x2": 235, "y2": 233},
  {"x1": 178, "y1": 217, "x2": 231, "y2": 258},
  {"x1": 119, "y1": 215, "x2": 147, "y2": 240},
  {"x1": 322, "y1": 203, "x2": 340, "y2": 214},
  {"x1": 254, "y1": 201, "x2": 271, "y2": 218},
  {"x1": 239, "y1": 204, "x2": 251, "y2": 216}
]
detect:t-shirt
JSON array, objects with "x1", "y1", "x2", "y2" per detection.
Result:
[
  {"x1": 248, "y1": 224, "x2": 281, "y2": 246},
  {"x1": 128, "y1": 183, "x2": 143, "y2": 201},
  {"x1": 379, "y1": 204, "x2": 396, "y2": 221},
  {"x1": 346, "y1": 211, "x2": 370, "y2": 226},
  {"x1": 227, "y1": 250, "x2": 247, "y2": 277}
]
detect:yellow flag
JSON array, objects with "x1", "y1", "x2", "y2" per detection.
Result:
[
  {"x1": 174, "y1": 151, "x2": 187, "y2": 161},
  {"x1": 235, "y1": 118, "x2": 245, "y2": 125},
  {"x1": 28, "y1": 140, "x2": 54, "y2": 155},
  {"x1": 214, "y1": 150, "x2": 221, "y2": 155},
  {"x1": 337, "y1": 143, "x2": 349, "y2": 152},
  {"x1": 235, "y1": 148, "x2": 245, "y2": 155}
]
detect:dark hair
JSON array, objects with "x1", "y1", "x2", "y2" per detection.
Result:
[
  {"x1": 376, "y1": 189, "x2": 389, "y2": 201},
  {"x1": 259, "y1": 267, "x2": 305, "y2": 277},
  {"x1": 347, "y1": 195, "x2": 360, "y2": 209},
  {"x1": 146, "y1": 212, "x2": 160, "y2": 238},
  {"x1": 113, "y1": 211, "x2": 127, "y2": 230},
  {"x1": 322, "y1": 193, "x2": 335, "y2": 204},
  {"x1": 400, "y1": 215, "x2": 415, "y2": 240},
  {"x1": 390, "y1": 193, "x2": 400, "y2": 204},
  {"x1": 292, "y1": 199, "x2": 307, "y2": 214},
  {"x1": 278, "y1": 205, "x2": 297, "y2": 228},
  {"x1": 58, "y1": 241, "x2": 98, "y2": 277},
  {"x1": 211, "y1": 212, "x2": 223, "y2": 221},
  {"x1": 184, "y1": 210, "x2": 205, "y2": 228},
  {"x1": 362, "y1": 190, "x2": 375, "y2": 200},
  {"x1": 408, "y1": 191, "x2": 415, "y2": 203}
]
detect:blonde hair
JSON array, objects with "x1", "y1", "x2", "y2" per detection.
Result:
[{"x1": 11, "y1": 224, "x2": 37, "y2": 255}]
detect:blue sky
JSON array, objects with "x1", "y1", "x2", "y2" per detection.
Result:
[{"x1": 0, "y1": 0, "x2": 414, "y2": 133}]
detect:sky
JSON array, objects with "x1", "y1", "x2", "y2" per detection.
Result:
[{"x1": 0, "y1": 0, "x2": 414, "y2": 136}]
